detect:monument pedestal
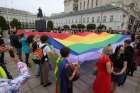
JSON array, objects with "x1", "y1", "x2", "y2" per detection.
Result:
[{"x1": 35, "y1": 18, "x2": 46, "y2": 32}]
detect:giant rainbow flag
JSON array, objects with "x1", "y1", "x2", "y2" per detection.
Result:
[{"x1": 25, "y1": 32, "x2": 130, "y2": 63}]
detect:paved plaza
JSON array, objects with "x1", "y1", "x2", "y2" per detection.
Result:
[
  {"x1": 1, "y1": 0, "x2": 140, "y2": 92},
  {"x1": 5, "y1": 54, "x2": 140, "y2": 93}
]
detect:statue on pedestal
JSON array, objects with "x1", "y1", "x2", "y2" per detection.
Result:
[
  {"x1": 35, "y1": 8, "x2": 46, "y2": 32},
  {"x1": 37, "y1": 8, "x2": 43, "y2": 18}
]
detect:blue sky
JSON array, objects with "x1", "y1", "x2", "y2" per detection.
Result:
[{"x1": 0, "y1": 0, "x2": 64, "y2": 16}]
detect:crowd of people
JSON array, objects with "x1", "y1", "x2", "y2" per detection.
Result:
[
  {"x1": 93, "y1": 33, "x2": 140, "y2": 93},
  {"x1": 0, "y1": 33, "x2": 30, "y2": 93},
  {"x1": 0, "y1": 29, "x2": 140, "y2": 93}
]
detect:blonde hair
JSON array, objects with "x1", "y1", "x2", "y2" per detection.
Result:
[{"x1": 102, "y1": 45, "x2": 113, "y2": 55}]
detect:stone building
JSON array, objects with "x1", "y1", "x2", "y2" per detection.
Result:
[
  {"x1": 47, "y1": 0, "x2": 139, "y2": 31},
  {"x1": 0, "y1": 7, "x2": 37, "y2": 29}
]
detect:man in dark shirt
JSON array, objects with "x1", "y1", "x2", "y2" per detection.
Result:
[
  {"x1": 124, "y1": 40, "x2": 135, "y2": 76},
  {"x1": 10, "y1": 31, "x2": 22, "y2": 61}
]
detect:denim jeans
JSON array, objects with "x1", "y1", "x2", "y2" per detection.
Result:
[
  {"x1": 17, "y1": 48, "x2": 22, "y2": 61},
  {"x1": 25, "y1": 53, "x2": 30, "y2": 67}
]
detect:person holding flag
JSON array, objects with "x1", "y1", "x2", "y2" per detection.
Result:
[{"x1": 54, "y1": 47, "x2": 80, "y2": 93}]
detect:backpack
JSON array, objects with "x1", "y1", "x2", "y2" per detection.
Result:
[
  {"x1": 40, "y1": 45, "x2": 49, "y2": 63},
  {"x1": 32, "y1": 43, "x2": 49, "y2": 64},
  {"x1": 70, "y1": 63, "x2": 80, "y2": 81}
]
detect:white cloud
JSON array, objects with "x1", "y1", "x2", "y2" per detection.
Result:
[{"x1": 0, "y1": 0, "x2": 64, "y2": 16}]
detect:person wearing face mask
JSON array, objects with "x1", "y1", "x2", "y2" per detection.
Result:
[{"x1": 110, "y1": 45, "x2": 127, "y2": 93}]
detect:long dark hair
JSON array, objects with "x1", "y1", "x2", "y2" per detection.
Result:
[{"x1": 114, "y1": 45, "x2": 123, "y2": 56}]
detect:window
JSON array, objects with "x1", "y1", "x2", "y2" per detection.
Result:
[
  {"x1": 87, "y1": 0, "x2": 89, "y2": 9},
  {"x1": 73, "y1": 3, "x2": 78, "y2": 11},
  {"x1": 110, "y1": 15, "x2": 114, "y2": 22},
  {"x1": 75, "y1": 19, "x2": 77, "y2": 23},
  {"x1": 84, "y1": 1, "x2": 86, "y2": 10},
  {"x1": 83, "y1": 17, "x2": 85, "y2": 23},
  {"x1": 87, "y1": 17, "x2": 89, "y2": 23},
  {"x1": 72, "y1": 20, "x2": 73, "y2": 24},
  {"x1": 91, "y1": 0, "x2": 93, "y2": 8},
  {"x1": 69, "y1": 20, "x2": 70, "y2": 24},
  {"x1": 92, "y1": 17, "x2": 94, "y2": 23},
  {"x1": 80, "y1": 2, "x2": 82, "y2": 10},
  {"x1": 97, "y1": 16, "x2": 100, "y2": 23},
  {"x1": 73, "y1": 19, "x2": 75, "y2": 23},
  {"x1": 103, "y1": 16, "x2": 107, "y2": 23},
  {"x1": 96, "y1": 0, "x2": 98, "y2": 6}
]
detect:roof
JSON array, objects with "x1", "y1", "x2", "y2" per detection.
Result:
[
  {"x1": 0, "y1": 7, "x2": 35, "y2": 16},
  {"x1": 48, "y1": 5, "x2": 122, "y2": 19}
]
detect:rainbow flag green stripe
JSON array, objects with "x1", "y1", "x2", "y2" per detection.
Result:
[
  {"x1": 25, "y1": 32, "x2": 129, "y2": 55},
  {"x1": 68, "y1": 34, "x2": 122, "y2": 53},
  {"x1": 54, "y1": 34, "x2": 124, "y2": 54}
]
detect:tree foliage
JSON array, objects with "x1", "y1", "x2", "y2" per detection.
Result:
[
  {"x1": 71, "y1": 24, "x2": 77, "y2": 29},
  {"x1": 0, "y1": 16, "x2": 8, "y2": 30},
  {"x1": 10, "y1": 18, "x2": 21, "y2": 29},
  {"x1": 77, "y1": 24, "x2": 85, "y2": 29},
  {"x1": 87, "y1": 24, "x2": 96, "y2": 30},
  {"x1": 47, "y1": 21, "x2": 54, "y2": 31},
  {"x1": 97, "y1": 24, "x2": 106, "y2": 30},
  {"x1": 63, "y1": 25, "x2": 70, "y2": 30}
]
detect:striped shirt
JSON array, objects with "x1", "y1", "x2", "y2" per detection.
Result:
[{"x1": 0, "y1": 62, "x2": 30, "y2": 93}]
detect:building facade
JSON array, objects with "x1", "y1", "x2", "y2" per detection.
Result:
[
  {"x1": 48, "y1": 5, "x2": 128, "y2": 30},
  {"x1": 65, "y1": 0, "x2": 133, "y2": 12},
  {"x1": 64, "y1": 0, "x2": 78, "y2": 13},
  {"x1": 48, "y1": 0, "x2": 138, "y2": 31},
  {"x1": 0, "y1": 7, "x2": 37, "y2": 29}
]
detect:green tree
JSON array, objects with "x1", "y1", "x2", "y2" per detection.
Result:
[
  {"x1": 97, "y1": 24, "x2": 106, "y2": 31},
  {"x1": 10, "y1": 18, "x2": 21, "y2": 29},
  {"x1": 77, "y1": 24, "x2": 85, "y2": 30},
  {"x1": 71, "y1": 24, "x2": 77, "y2": 29},
  {"x1": 63, "y1": 25, "x2": 70, "y2": 30},
  {"x1": 47, "y1": 21, "x2": 54, "y2": 31},
  {"x1": 87, "y1": 24, "x2": 96, "y2": 31},
  {"x1": 0, "y1": 16, "x2": 8, "y2": 30}
]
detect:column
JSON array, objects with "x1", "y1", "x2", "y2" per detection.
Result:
[
  {"x1": 78, "y1": 1, "x2": 81, "y2": 10},
  {"x1": 87, "y1": 0, "x2": 89, "y2": 9},
  {"x1": 83, "y1": 0, "x2": 86, "y2": 10},
  {"x1": 91, "y1": 0, "x2": 93, "y2": 8}
]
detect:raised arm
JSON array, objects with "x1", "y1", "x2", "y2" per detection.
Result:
[
  {"x1": 0, "y1": 58, "x2": 30, "y2": 92},
  {"x1": 10, "y1": 59, "x2": 30, "y2": 90}
]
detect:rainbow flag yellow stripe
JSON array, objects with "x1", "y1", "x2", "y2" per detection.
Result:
[{"x1": 25, "y1": 32, "x2": 129, "y2": 55}]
